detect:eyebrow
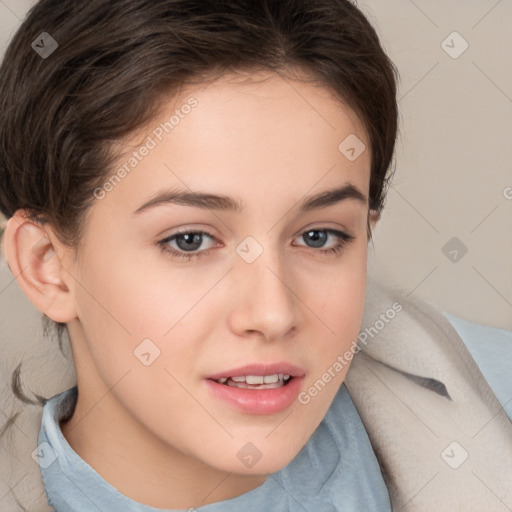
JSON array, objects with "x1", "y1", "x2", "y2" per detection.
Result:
[{"x1": 132, "y1": 182, "x2": 367, "y2": 216}]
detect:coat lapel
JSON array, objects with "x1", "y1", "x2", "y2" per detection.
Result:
[{"x1": 346, "y1": 278, "x2": 512, "y2": 511}]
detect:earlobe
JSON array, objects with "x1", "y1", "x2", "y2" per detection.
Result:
[
  {"x1": 3, "y1": 210, "x2": 77, "y2": 323},
  {"x1": 369, "y1": 209, "x2": 380, "y2": 232}
]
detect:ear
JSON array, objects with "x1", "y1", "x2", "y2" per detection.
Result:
[
  {"x1": 368, "y1": 209, "x2": 380, "y2": 233},
  {"x1": 3, "y1": 210, "x2": 77, "y2": 323}
]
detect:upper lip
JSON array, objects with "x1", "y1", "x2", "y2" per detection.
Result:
[{"x1": 206, "y1": 362, "x2": 306, "y2": 380}]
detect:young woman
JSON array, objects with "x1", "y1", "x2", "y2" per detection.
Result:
[{"x1": 0, "y1": 1, "x2": 511, "y2": 511}]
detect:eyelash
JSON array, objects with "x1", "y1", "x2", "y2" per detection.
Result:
[{"x1": 157, "y1": 228, "x2": 355, "y2": 262}]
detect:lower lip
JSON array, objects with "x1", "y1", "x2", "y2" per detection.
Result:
[{"x1": 204, "y1": 377, "x2": 304, "y2": 415}]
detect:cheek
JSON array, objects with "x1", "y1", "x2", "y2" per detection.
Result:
[
  {"x1": 297, "y1": 240, "x2": 367, "y2": 395},
  {"x1": 305, "y1": 238, "x2": 367, "y2": 339},
  {"x1": 75, "y1": 237, "x2": 202, "y2": 334},
  {"x1": 72, "y1": 244, "x2": 218, "y2": 387}
]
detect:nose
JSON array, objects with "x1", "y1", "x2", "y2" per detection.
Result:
[{"x1": 227, "y1": 243, "x2": 300, "y2": 342}]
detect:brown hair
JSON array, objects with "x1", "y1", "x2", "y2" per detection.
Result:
[{"x1": 0, "y1": 0, "x2": 399, "y2": 400}]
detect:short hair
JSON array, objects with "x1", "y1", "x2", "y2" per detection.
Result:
[{"x1": 0, "y1": 0, "x2": 399, "y2": 247}]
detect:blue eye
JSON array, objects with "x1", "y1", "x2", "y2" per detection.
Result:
[
  {"x1": 158, "y1": 230, "x2": 217, "y2": 261},
  {"x1": 296, "y1": 229, "x2": 353, "y2": 253},
  {"x1": 158, "y1": 228, "x2": 354, "y2": 261}
]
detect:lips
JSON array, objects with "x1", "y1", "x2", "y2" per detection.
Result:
[{"x1": 204, "y1": 362, "x2": 306, "y2": 414}]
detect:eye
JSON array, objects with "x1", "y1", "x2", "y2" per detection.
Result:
[
  {"x1": 157, "y1": 227, "x2": 355, "y2": 262},
  {"x1": 293, "y1": 228, "x2": 355, "y2": 256},
  {"x1": 158, "y1": 230, "x2": 218, "y2": 261}
]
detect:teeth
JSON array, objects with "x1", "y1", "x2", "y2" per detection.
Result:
[
  {"x1": 215, "y1": 374, "x2": 293, "y2": 386},
  {"x1": 246, "y1": 375, "x2": 264, "y2": 384}
]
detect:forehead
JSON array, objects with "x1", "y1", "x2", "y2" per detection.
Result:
[
  {"x1": 122, "y1": 67, "x2": 369, "y2": 154},
  {"x1": 93, "y1": 69, "x2": 371, "y2": 218}
]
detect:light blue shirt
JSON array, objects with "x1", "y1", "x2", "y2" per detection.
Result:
[{"x1": 38, "y1": 312, "x2": 512, "y2": 511}]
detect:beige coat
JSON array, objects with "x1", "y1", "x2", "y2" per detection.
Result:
[{"x1": 1, "y1": 258, "x2": 511, "y2": 511}]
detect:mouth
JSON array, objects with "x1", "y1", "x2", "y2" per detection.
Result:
[{"x1": 204, "y1": 362, "x2": 305, "y2": 415}]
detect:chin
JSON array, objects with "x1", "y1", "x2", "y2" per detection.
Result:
[{"x1": 218, "y1": 440, "x2": 303, "y2": 476}]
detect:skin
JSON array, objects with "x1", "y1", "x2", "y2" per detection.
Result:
[{"x1": 4, "y1": 69, "x2": 378, "y2": 509}]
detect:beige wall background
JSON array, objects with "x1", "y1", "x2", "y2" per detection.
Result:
[{"x1": 0, "y1": 0, "x2": 511, "y2": 329}]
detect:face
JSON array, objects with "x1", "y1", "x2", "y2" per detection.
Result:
[{"x1": 62, "y1": 69, "x2": 373, "y2": 493}]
